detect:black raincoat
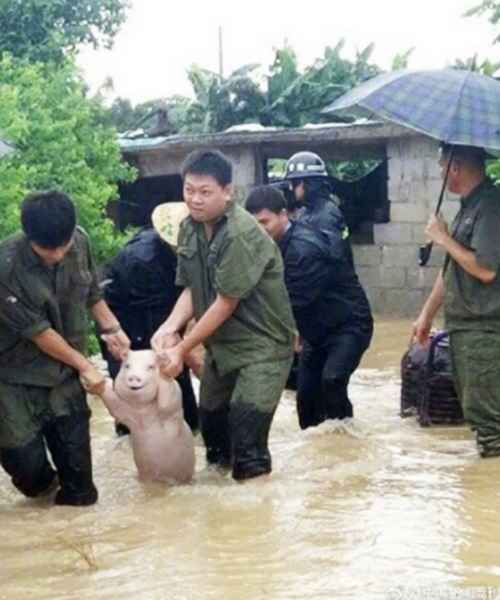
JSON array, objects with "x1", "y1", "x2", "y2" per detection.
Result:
[
  {"x1": 101, "y1": 228, "x2": 198, "y2": 431},
  {"x1": 279, "y1": 220, "x2": 373, "y2": 428}
]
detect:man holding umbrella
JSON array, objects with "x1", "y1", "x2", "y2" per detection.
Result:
[
  {"x1": 413, "y1": 143, "x2": 500, "y2": 457},
  {"x1": 324, "y1": 67, "x2": 500, "y2": 457}
]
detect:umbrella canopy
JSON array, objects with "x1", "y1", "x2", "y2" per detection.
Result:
[
  {"x1": 0, "y1": 137, "x2": 15, "y2": 159},
  {"x1": 323, "y1": 69, "x2": 500, "y2": 151}
]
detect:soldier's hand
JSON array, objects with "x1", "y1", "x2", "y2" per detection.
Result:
[
  {"x1": 102, "y1": 328, "x2": 130, "y2": 360},
  {"x1": 412, "y1": 313, "x2": 432, "y2": 347},
  {"x1": 157, "y1": 345, "x2": 184, "y2": 378},
  {"x1": 425, "y1": 214, "x2": 449, "y2": 247},
  {"x1": 80, "y1": 365, "x2": 106, "y2": 396},
  {"x1": 151, "y1": 326, "x2": 181, "y2": 353}
]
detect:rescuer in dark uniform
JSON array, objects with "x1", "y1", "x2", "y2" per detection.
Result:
[{"x1": 247, "y1": 185, "x2": 373, "y2": 429}]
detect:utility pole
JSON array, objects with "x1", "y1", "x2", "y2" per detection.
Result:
[{"x1": 218, "y1": 25, "x2": 224, "y2": 79}]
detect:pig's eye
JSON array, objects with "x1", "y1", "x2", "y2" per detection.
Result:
[
  {"x1": 147, "y1": 365, "x2": 155, "y2": 371},
  {"x1": 124, "y1": 364, "x2": 130, "y2": 369}
]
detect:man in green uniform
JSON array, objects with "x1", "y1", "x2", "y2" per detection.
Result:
[
  {"x1": 0, "y1": 191, "x2": 129, "y2": 505},
  {"x1": 413, "y1": 144, "x2": 500, "y2": 457},
  {"x1": 152, "y1": 150, "x2": 295, "y2": 481}
]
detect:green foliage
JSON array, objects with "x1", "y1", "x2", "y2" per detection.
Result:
[
  {"x1": 391, "y1": 48, "x2": 415, "y2": 71},
  {"x1": 105, "y1": 40, "x2": 383, "y2": 135},
  {"x1": 452, "y1": 54, "x2": 500, "y2": 76},
  {"x1": 0, "y1": 54, "x2": 136, "y2": 262},
  {"x1": 262, "y1": 41, "x2": 381, "y2": 127},
  {"x1": 0, "y1": 0, "x2": 129, "y2": 63},
  {"x1": 466, "y1": 1, "x2": 500, "y2": 43},
  {"x1": 487, "y1": 157, "x2": 500, "y2": 186}
]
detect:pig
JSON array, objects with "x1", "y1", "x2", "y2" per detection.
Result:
[{"x1": 99, "y1": 350, "x2": 195, "y2": 484}]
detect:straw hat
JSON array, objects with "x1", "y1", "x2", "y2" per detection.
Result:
[{"x1": 151, "y1": 202, "x2": 190, "y2": 247}]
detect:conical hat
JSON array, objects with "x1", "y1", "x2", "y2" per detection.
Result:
[{"x1": 151, "y1": 202, "x2": 190, "y2": 247}]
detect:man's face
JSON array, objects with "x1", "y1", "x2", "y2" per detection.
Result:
[
  {"x1": 253, "y1": 208, "x2": 288, "y2": 241},
  {"x1": 30, "y1": 237, "x2": 73, "y2": 266},
  {"x1": 290, "y1": 179, "x2": 305, "y2": 202},
  {"x1": 183, "y1": 173, "x2": 232, "y2": 224},
  {"x1": 438, "y1": 154, "x2": 461, "y2": 195}
]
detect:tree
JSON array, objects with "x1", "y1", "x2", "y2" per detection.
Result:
[
  {"x1": 261, "y1": 41, "x2": 381, "y2": 128},
  {"x1": 0, "y1": 0, "x2": 129, "y2": 63},
  {"x1": 0, "y1": 54, "x2": 135, "y2": 262},
  {"x1": 466, "y1": 1, "x2": 500, "y2": 42}
]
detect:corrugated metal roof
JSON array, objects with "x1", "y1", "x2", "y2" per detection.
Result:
[{"x1": 118, "y1": 120, "x2": 418, "y2": 154}]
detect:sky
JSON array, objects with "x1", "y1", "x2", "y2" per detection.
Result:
[{"x1": 78, "y1": 0, "x2": 500, "y2": 105}]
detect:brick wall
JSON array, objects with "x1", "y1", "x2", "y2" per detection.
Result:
[{"x1": 354, "y1": 136, "x2": 459, "y2": 317}]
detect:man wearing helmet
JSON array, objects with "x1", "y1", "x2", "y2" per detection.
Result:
[
  {"x1": 285, "y1": 151, "x2": 350, "y2": 251},
  {"x1": 247, "y1": 185, "x2": 373, "y2": 429}
]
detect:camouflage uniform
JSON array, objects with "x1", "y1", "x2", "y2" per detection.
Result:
[
  {"x1": 443, "y1": 179, "x2": 500, "y2": 457},
  {"x1": 176, "y1": 202, "x2": 295, "y2": 479},
  {"x1": 0, "y1": 228, "x2": 101, "y2": 503}
]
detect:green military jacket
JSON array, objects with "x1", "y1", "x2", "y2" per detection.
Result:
[
  {"x1": 0, "y1": 228, "x2": 102, "y2": 386},
  {"x1": 443, "y1": 179, "x2": 500, "y2": 332},
  {"x1": 176, "y1": 202, "x2": 296, "y2": 375}
]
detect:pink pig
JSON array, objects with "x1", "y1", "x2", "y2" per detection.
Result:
[{"x1": 100, "y1": 350, "x2": 195, "y2": 484}]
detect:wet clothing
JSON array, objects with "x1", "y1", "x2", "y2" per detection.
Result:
[
  {"x1": 0, "y1": 228, "x2": 101, "y2": 387},
  {"x1": 278, "y1": 220, "x2": 373, "y2": 429},
  {"x1": 0, "y1": 228, "x2": 100, "y2": 504},
  {"x1": 443, "y1": 179, "x2": 500, "y2": 456},
  {"x1": 101, "y1": 228, "x2": 198, "y2": 431},
  {"x1": 176, "y1": 202, "x2": 296, "y2": 374},
  {"x1": 0, "y1": 392, "x2": 97, "y2": 506},
  {"x1": 297, "y1": 184, "x2": 354, "y2": 266},
  {"x1": 199, "y1": 354, "x2": 293, "y2": 478},
  {"x1": 443, "y1": 180, "x2": 500, "y2": 332},
  {"x1": 176, "y1": 202, "x2": 295, "y2": 478},
  {"x1": 450, "y1": 331, "x2": 500, "y2": 457}
]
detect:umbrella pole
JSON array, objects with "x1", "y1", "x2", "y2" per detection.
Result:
[{"x1": 418, "y1": 147, "x2": 454, "y2": 267}]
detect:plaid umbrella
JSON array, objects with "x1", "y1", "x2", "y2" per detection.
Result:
[
  {"x1": 323, "y1": 69, "x2": 500, "y2": 265},
  {"x1": 323, "y1": 69, "x2": 500, "y2": 151}
]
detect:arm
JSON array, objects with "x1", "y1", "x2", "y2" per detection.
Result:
[
  {"x1": 32, "y1": 328, "x2": 93, "y2": 373},
  {"x1": 159, "y1": 293, "x2": 239, "y2": 377},
  {"x1": 32, "y1": 328, "x2": 107, "y2": 396},
  {"x1": 99, "y1": 380, "x2": 134, "y2": 426},
  {"x1": 90, "y1": 299, "x2": 130, "y2": 359},
  {"x1": 412, "y1": 270, "x2": 445, "y2": 345},
  {"x1": 151, "y1": 287, "x2": 195, "y2": 352},
  {"x1": 426, "y1": 215, "x2": 496, "y2": 284}
]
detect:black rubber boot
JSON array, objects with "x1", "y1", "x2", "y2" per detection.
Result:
[
  {"x1": 0, "y1": 436, "x2": 57, "y2": 498},
  {"x1": 44, "y1": 413, "x2": 98, "y2": 507},
  {"x1": 199, "y1": 406, "x2": 231, "y2": 468},
  {"x1": 230, "y1": 404, "x2": 275, "y2": 481},
  {"x1": 323, "y1": 377, "x2": 353, "y2": 420}
]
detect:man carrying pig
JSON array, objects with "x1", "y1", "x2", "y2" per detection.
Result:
[
  {"x1": 0, "y1": 191, "x2": 129, "y2": 506},
  {"x1": 152, "y1": 150, "x2": 296, "y2": 481}
]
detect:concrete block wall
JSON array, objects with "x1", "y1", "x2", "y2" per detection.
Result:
[{"x1": 354, "y1": 136, "x2": 460, "y2": 317}]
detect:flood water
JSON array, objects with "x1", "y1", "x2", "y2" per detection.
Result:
[{"x1": 2, "y1": 319, "x2": 500, "y2": 600}]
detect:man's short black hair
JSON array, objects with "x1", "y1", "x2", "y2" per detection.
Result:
[
  {"x1": 181, "y1": 150, "x2": 232, "y2": 187},
  {"x1": 440, "y1": 143, "x2": 487, "y2": 170},
  {"x1": 246, "y1": 185, "x2": 287, "y2": 215},
  {"x1": 21, "y1": 190, "x2": 76, "y2": 248}
]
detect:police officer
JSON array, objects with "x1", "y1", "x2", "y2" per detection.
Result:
[
  {"x1": 284, "y1": 151, "x2": 351, "y2": 248},
  {"x1": 247, "y1": 185, "x2": 373, "y2": 429}
]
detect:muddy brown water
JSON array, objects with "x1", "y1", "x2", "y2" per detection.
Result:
[{"x1": 1, "y1": 319, "x2": 500, "y2": 600}]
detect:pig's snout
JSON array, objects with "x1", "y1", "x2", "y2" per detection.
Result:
[{"x1": 125, "y1": 372, "x2": 147, "y2": 390}]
